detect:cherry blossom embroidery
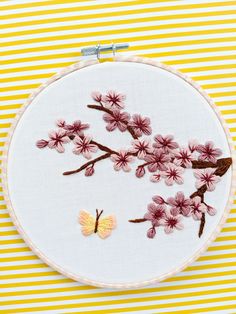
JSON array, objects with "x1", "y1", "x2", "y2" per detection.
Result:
[
  {"x1": 36, "y1": 129, "x2": 70, "y2": 153},
  {"x1": 36, "y1": 90, "x2": 232, "y2": 239},
  {"x1": 128, "y1": 114, "x2": 152, "y2": 137},
  {"x1": 197, "y1": 141, "x2": 222, "y2": 163},
  {"x1": 110, "y1": 150, "x2": 134, "y2": 172},
  {"x1": 144, "y1": 148, "x2": 170, "y2": 172},
  {"x1": 163, "y1": 212, "x2": 184, "y2": 234},
  {"x1": 174, "y1": 147, "x2": 193, "y2": 168},
  {"x1": 167, "y1": 192, "x2": 191, "y2": 217},
  {"x1": 190, "y1": 196, "x2": 206, "y2": 220},
  {"x1": 102, "y1": 90, "x2": 126, "y2": 110},
  {"x1": 73, "y1": 135, "x2": 98, "y2": 159},
  {"x1": 161, "y1": 163, "x2": 184, "y2": 186},
  {"x1": 103, "y1": 110, "x2": 130, "y2": 132},
  {"x1": 194, "y1": 168, "x2": 220, "y2": 191},
  {"x1": 130, "y1": 138, "x2": 152, "y2": 159},
  {"x1": 153, "y1": 134, "x2": 178, "y2": 153}
]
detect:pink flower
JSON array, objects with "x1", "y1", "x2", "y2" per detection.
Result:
[
  {"x1": 150, "y1": 171, "x2": 162, "y2": 183},
  {"x1": 163, "y1": 212, "x2": 184, "y2": 234},
  {"x1": 103, "y1": 110, "x2": 130, "y2": 132},
  {"x1": 153, "y1": 134, "x2": 178, "y2": 153},
  {"x1": 85, "y1": 165, "x2": 94, "y2": 176},
  {"x1": 47, "y1": 129, "x2": 70, "y2": 153},
  {"x1": 190, "y1": 196, "x2": 206, "y2": 220},
  {"x1": 136, "y1": 166, "x2": 145, "y2": 178},
  {"x1": 130, "y1": 138, "x2": 153, "y2": 159},
  {"x1": 102, "y1": 90, "x2": 126, "y2": 110},
  {"x1": 194, "y1": 168, "x2": 220, "y2": 191},
  {"x1": 73, "y1": 135, "x2": 98, "y2": 159},
  {"x1": 144, "y1": 149, "x2": 171, "y2": 172},
  {"x1": 152, "y1": 195, "x2": 166, "y2": 206},
  {"x1": 197, "y1": 141, "x2": 222, "y2": 163},
  {"x1": 65, "y1": 120, "x2": 89, "y2": 136},
  {"x1": 147, "y1": 227, "x2": 156, "y2": 239},
  {"x1": 36, "y1": 139, "x2": 48, "y2": 149},
  {"x1": 91, "y1": 91, "x2": 102, "y2": 103},
  {"x1": 128, "y1": 114, "x2": 152, "y2": 137},
  {"x1": 110, "y1": 150, "x2": 134, "y2": 172},
  {"x1": 167, "y1": 192, "x2": 191, "y2": 216},
  {"x1": 144, "y1": 203, "x2": 166, "y2": 227},
  {"x1": 188, "y1": 139, "x2": 199, "y2": 153},
  {"x1": 161, "y1": 163, "x2": 184, "y2": 186},
  {"x1": 56, "y1": 119, "x2": 66, "y2": 128},
  {"x1": 174, "y1": 148, "x2": 193, "y2": 168}
]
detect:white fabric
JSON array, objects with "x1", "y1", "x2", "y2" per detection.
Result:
[{"x1": 7, "y1": 61, "x2": 231, "y2": 285}]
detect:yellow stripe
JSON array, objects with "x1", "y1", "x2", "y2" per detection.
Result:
[
  {"x1": 1, "y1": 2, "x2": 236, "y2": 21},
  {"x1": 216, "y1": 235, "x2": 236, "y2": 242},
  {"x1": 0, "y1": 271, "x2": 59, "y2": 280},
  {"x1": 3, "y1": 16, "x2": 236, "y2": 42},
  {"x1": 199, "y1": 253, "x2": 236, "y2": 261},
  {"x1": 1, "y1": 286, "x2": 236, "y2": 307},
  {"x1": 0, "y1": 295, "x2": 236, "y2": 313},
  {"x1": 0, "y1": 239, "x2": 24, "y2": 245},
  {"x1": 0, "y1": 255, "x2": 39, "y2": 263},
  {"x1": 0, "y1": 278, "x2": 235, "y2": 298},
  {"x1": 0, "y1": 247, "x2": 30, "y2": 254},
  {"x1": 0, "y1": 263, "x2": 47, "y2": 271},
  {"x1": 2, "y1": 45, "x2": 236, "y2": 67},
  {"x1": 0, "y1": 27, "x2": 236, "y2": 49},
  {"x1": 0, "y1": 278, "x2": 73, "y2": 288},
  {"x1": 0, "y1": 0, "x2": 156, "y2": 12}
]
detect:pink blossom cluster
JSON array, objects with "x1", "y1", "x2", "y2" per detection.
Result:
[
  {"x1": 144, "y1": 192, "x2": 216, "y2": 238},
  {"x1": 92, "y1": 90, "x2": 152, "y2": 137},
  {"x1": 36, "y1": 119, "x2": 98, "y2": 159},
  {"x1": 131, "y1": 136, "x2": 222, "y2": 190}
]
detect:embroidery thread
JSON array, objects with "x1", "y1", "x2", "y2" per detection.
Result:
[
  {"x1": 36, "y1": 90, "x2": 232, "y2": 239},
  {"x1": 78, "y1": 209, "x2": 116, "y2": 239}
]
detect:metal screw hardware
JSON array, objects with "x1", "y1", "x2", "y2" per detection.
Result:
[{"x1": 81, "y1": 43, "x2": 129, "y2": 59}]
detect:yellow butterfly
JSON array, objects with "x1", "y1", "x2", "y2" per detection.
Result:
[{"x1": 78, "y1": 209, "x2": 116, "y2": 239}]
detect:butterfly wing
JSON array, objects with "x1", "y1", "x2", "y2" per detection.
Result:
[
  {"x1": 97, "y1": 215, "x2": 116, "y2": 239},
  {"x1": 78, "y1": 210, "x2": 95, "y2": 236}
]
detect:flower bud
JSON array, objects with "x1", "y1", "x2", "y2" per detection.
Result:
[
  {"x1": 85, "y1": 165, "x2": 94, "y2": 177},
  {"x1": 91, "y1": 91, "x2": 102, "y2": 102},
  {"x1": 206, "y1": 205, "x2": 217, "y2": 216},
  {"x1": 152, "y1": 195, "x2": 165, "y2": 205},
  {"x1": 136, "y1": 166, "x2": 145, "y2": 178},
  {"x1": 56, "y1": 119, "x2": 66, "y2": 128},
  {"x1": 147, "y1": 227, "x2": 156, "y2": 239},
  {"x1": 36, "y1": 139, "x2": 48, "y2": 148}
]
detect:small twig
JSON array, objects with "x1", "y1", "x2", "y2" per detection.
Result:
[
  {"x1": 87, "y1": 104, "x2": 138, "y2": 139},
  {"x1": 63, "y1": 153, "x2": 110, "y2": 176},
  {"x1": 129, "y1": 218, "x2": 147, "y2": 223},
  {"x1": 198, "y1": 213, "x2": 205, "y2": 238}
]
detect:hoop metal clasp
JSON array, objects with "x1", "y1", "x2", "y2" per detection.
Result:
[{"x1": 81, "y1": 43, "x2": 129, "y2": 60}]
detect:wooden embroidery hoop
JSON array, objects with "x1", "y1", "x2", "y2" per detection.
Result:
[{"x1": 2, "y1": 52, "x2": 236, "y2": 289}]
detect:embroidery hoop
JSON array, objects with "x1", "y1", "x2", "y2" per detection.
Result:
[{"x1": 2, "y1": 51, "x2": 236, "y2": 289}]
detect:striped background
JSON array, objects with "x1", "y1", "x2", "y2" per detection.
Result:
[{"x1": 1, "y1": 0, "x2": 236, "y2": 313}]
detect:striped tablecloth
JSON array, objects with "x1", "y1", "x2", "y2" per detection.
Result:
[{"x1": 1, "y1": 1, "x2": 236, "y2": 313}]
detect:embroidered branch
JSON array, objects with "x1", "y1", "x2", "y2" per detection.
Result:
[{"x1": 36, "y1": 90, "x2": 232, "y2": 239}]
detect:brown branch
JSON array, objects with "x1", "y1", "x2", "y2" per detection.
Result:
[
  {"x1": 63, "y1": 153, "x2": 110, "y2": 176},
  {"x1": 198, "y1": 213, "x2": 205, "y2": 238},
  {"x1": 91, "y1": 140, "x2": 117, "y2": 154},
  {"x1": 87, "y1": 104, "x2": 138, "y2": 139},
  {"x1": 129, "y1": 218, "x2": 147, "y2": 223}
]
